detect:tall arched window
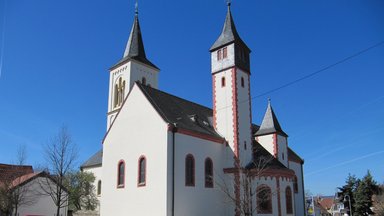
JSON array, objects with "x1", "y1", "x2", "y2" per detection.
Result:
[
  {"x1": 142, "y1": 77, "x2": 146, "y2": 85},
  {"x1": 221, "y1": 77, "x2": 226, "y2": 87},
  {"x1": 286, "y1": 186, "x2": 293, "y2": 214},
  {"x1": 205, "y1": 158, "x2": 213, "y2": 188},
  {"x1": 117, "y1": 160, "x2": 125, "y2": 188},
  {"x1": 138, "y1": 156, "x2": 146, "y2": 186},
  {"x1": 97, "y1": 180, "x2": 102, "y2": 195},
  {"x1": 257, "y1": 185, "x2": 272, "y2": 214},
  {"x1": 241, "y1": 77, "x2": 245, "y2": 87},
  {"x1": 185, "y1": 154, "x2": 195, "y2": 186}
]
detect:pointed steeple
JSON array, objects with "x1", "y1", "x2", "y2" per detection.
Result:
[
  {"x1": 111, "y1": 6, "x2": 159, "y2": 70},
  {"x1": 210, "y1": 2, "x2": 250, "y2": 52},
  {"x1": 255, "y1": 99, "x2": 288, "y2": 137}
]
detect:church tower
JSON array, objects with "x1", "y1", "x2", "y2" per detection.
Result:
[
  {"x1": 107, "y1": 5, "x2": 159, "y2": 128},
  {"x1": 255, "y1": 100, "x2": 289, "y2": 167},
  {"x1": 211, "y1": 3, "x2": 253, "y2": 164}
]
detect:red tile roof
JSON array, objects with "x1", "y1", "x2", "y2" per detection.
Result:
[{"x1": 0, "y1": 163, "x2": 34, "y2": 183}]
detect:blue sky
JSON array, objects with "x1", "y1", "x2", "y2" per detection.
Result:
[{"x1": 0, "y1": 0, "x2": 383, "y2": 195}]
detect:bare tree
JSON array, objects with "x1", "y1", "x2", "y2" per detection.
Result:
[
  {"x1": 216, "y1": 148, "x2": 276, "y2": 216},
  {"x1": 0, "y1": 144, "x2": 36, "y2": 216},
  {"x1": 39, "y1": 126, "x2": 78, "y2": 216}
]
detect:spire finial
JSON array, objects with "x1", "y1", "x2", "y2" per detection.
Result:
[
  {"x1": 227, "y1": 0, "x2": 231, "y2": 7},
  {"x1": 135, "y1": 0, "x2": 138, "y2": 15},
  {"x1": 268, "y1": 98, "x2": 271, "y2": 104}
]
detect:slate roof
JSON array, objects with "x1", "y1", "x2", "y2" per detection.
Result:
[
  {"x1": 81, "y1": 150, "x2": 103, "y2": 169},
  {"x1": 210, "y1": 3, "x2": 250, "y2": 52},
  {"x1": 245, "y1": 141, "x2": 292, "y2": 172},
  {"x1": 255, "y1": 100, "x2": 288, "y2": 137},
  {"x1": 111, "y1": 13, "x2": 159, "y2": 70},
  {"x1": 137, "y1": 83, "x2": 223, "y2": 140}
]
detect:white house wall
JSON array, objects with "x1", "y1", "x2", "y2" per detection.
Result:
[
  {"x1": 82, "y1": 165, "x2": 102, "y2": 210},
  {"x1": 172, "y1": 132, "x2": 230, "y2": 216},
  {"x1": 17, "y1": 176, "x2": 68, "y2": 216},
  {"x1": 289, "y1": 161, "x2": 305, "y2": 216},
  {"x1": 277, "y1": 135, "x2": 288, "y2": 167},
  {"x1": 257, "y1": 134, "x2": 274, "y2": 157},
  {"x1": 101, "y1": 84, "x2": 168, "y2": 216}
]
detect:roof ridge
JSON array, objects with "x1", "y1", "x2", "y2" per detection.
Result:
[{"x1": 138, "y1": 83, "x2": 213, "y2": 112}]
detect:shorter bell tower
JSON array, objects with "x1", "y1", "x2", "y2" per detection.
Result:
[
  {"x1": 107, "y1": 5, "x2": 159, "y2": 129},
  {"x1": 211, "y1": 3, "x2": 253, "y2": 165}
]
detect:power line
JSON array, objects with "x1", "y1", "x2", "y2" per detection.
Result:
[{"x1": 216, "y1": 40, "x2": 384, "y2": 112}]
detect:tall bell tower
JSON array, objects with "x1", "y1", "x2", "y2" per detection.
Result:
[
  {"x1": 107, "y1": 4, "x2": 159, "y2": 129},
  {"x1": 211, "y1": 2, "x2": 253, "y2": 164}
]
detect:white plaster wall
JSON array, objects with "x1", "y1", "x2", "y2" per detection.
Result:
[
  {"x1": 279, "y1": 177, "x2": 295, "y2": 216},
  {"x1": 257, "y1": 134, "x2": 274, "y2": 157},
  {"x1": 213, "y1": 70, "x2": 236, "y2": 167},
  {"x1": 236, "y1": 69, "x2": 252, "y2": 164},
  {"x1": 277, "y1": 135, "x2": 288, "y2": 167},
  {"x1": 101, "y1": 84, "x2": 168, "y2": 216},
  {"x1": 211, "y1": 44, "x2": 235, "y2": 73},
  {"x1": 289, "y1": 161, "x2": 305, "y2": 216},
  {"x1": 17, "y1": 176, "x2": 68, "y2": 216},
  {"x1": 82, "y1": 166, "x2": 102, "y2": 210},
  {"x1": 107, "y1": 60, "x2": 159, "y2": 128},
  {"x1": 251, "y1": 176, "x2": 278, "y2": 216},
  {"x1": 173, "y1": 133, "x2": 231, "y2": 216}
]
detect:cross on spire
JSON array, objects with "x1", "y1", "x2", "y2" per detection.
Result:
[{"x1": 135, "y1": 0, "x2": 138, "y2": 15}]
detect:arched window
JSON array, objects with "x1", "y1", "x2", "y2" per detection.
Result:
[
  {"x1": 185, "y1": 154, "x2": 195, "y2": 186},
  {"x1": 204, "y1": 158, "x2": 213, "y2": 188},
  {"x1": 97, "y1": 180, "x2": 102, "y2": 195},
  {"x1": 117, "y1": 160, "x2": 125, "y2": 188},
  {"x1": 241, "y1": 77, "x2": 245, "y2": 87},
  {"x1": 138, "y1": 156, "x2": 146, "y2": 186},
  {"x1": 257, "y1": 185, "x2": 272, "y2": 214},
  {"x1": 142, "y1": 77, "x2": 146, "y2": 85},
  {"x1": 223, "y1": 47, "x2": 227, "y2": 59},
  {"x1": 286, "y1": 186, "x2": 293, "y2": 214},
  {"x1": 293, "y1": 176, "x2": 298, "y2": 193},
  {"x1": 221, "y1": 77, "x2": 226, "y2": 87},
  {"x1": 114, "y1": 84, "x2": 118, "y2": 107}
]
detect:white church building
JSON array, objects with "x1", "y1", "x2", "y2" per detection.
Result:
[{"x1": 81, "y1": 3, "x2": 305, "y2": 216}]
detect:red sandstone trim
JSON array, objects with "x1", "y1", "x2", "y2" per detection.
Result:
[
  {"x1": 231, "y1": 68, "x2": 239, "y2": 158},
  {"x1": 247, "y1": 74, "x2": 253, "y2": 143},
  {"x1": 213, "y1": 75, "x2": 217, "y2": 129},
  {"x1": 223, "y1": 167, "x2": 295, "y2": 179},
  {"x1": 277, "y1": 178, "x2": 282, "y2": 216},
  {"x1": 273, "y1": 133, "x2": 278, "y2": 158},
  {"x1": 176, "y1": 128, "x2": 225, "y2": 144}
]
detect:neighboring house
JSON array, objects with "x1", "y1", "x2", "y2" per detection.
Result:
[
  {"x1": 0, "y1": 163, "x2": 68, "y2": 216},
  {"x1": 82, "y1": 3, "x2": 306, "y2": 216}
]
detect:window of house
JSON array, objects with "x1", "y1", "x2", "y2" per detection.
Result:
[
  {"x1": 185, "y1": 154, "x2": 195, "y2": 186},
  {"x1": 142, "y1": 77, "x2": 146, "y2": 85},
  {"x1": 223, "y1": 47, "x2": 227, "y2": 59},
  {"x1": 138, "y1": 156, "x2": 146, "y2": 186},
  {"x1": 217, "y1": 49, "x2": 222, "y2": 60},
  {"x1": 221, "y1": 77, "x2": 226, "y2": 87},
  {"x1": 204, "y1": 158, "x2": 213, "y2": 188},
  {"x1": 241, "y1": 77, "x2": 245, "y2": 87},
  {"x1": 117, "y1": 160, "x2": 125, "y2": 188},
  {"x1": 257, "y1": 185, "x2": 272, "y2": 214},
  {"x1": 97, "y1": 180, "x2": 102, "y2": 195},
  {"x1": 293, "y1": 176, "x2": 298, "y2": 193},
  {"x1": 286, "y1": 186, "x2": 293, "y2": 214}
]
